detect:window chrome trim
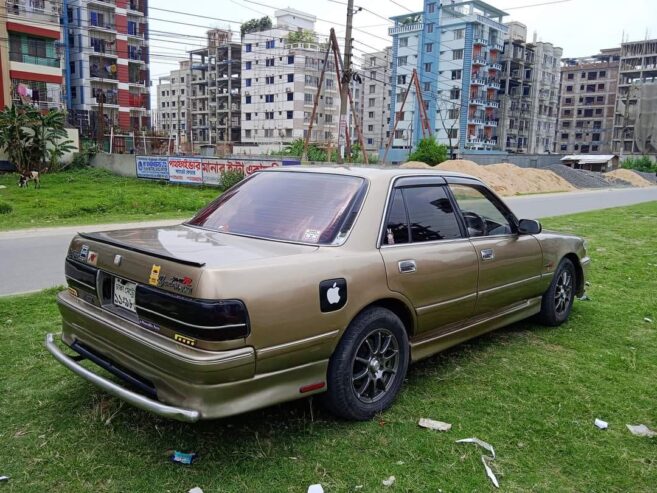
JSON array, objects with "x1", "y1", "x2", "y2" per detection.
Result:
[
  {"x1": 65, "y1": 275, "x2": 96, "y2": 292},
  {"x1": 135, "y1": 304, "x2": 248, "y2": 331}
]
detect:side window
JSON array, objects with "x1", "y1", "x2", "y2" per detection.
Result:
[
  {"x1": 384, "y1": 189, "x2": 409, "y2": 245},
  {"x1": 403, "y1": 186, "x2": 462, "y2": 242},
  {"x1": 449, "y1": 184, "x2": 514, "y2": 237}
]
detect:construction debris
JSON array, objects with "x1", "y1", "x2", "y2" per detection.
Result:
[
  {"x1": 626, "y1": 424, "x2": 657, "y2": 437},
  {"x1": 418, "y1": 418, "x2": 452, "y2": 432},
  {"x1": 456, "y1": 437, "x2": 499, "y2": 488}
]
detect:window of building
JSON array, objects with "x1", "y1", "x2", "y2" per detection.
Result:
[
  {"x1": 397, "y1": 74, "x2": 407, "y2": 85},
  {"x1": 426, "y1": 43, "x2": 433, "y2": 53},
  {"x1": 447, "y1": 128, "x2": 457, "y2": 139},
  {"x1": 453, "y1": 49, "x2": 463, "y2": 60},
  {"x1": 287, "y1": 110, "x2": 293, "y2": 119},
  {"x1": 567, "y1": 73, "x2": 574, "y2": 80},
  {"x1": 427, "y1": 23, "x2": 434, "y2": 33},
  {"x1": 450, "y1": 88, "x2": 460, "y2": 100},
  {"x1": 448, "y1": 108, "x2": 459, "y2": 119},
  {"x1": 245, "y1": 61, "x2": 252, "y2": 70},
  {"x1": 599, "y1": 70, "x2": 606, "y2": 77},
  {"x1": 325, "y1": 114, "x2": 332, "y2": 123},
  {"x1": 246, "y1": 79, "x2": 252, "y2": 87},
  {"x1": 369, "y1": 97, "x2": 376, "y2": 107},
  {"x1": 562, "y1": 121, "x2": 571, "y2": 128},
  {"x1": 561, "y1": 144, "x2": 567, "y2": 151},
  {"x1": 576, "y1": 121, "x2": 584, "y2": 128},
  {"x1": 566, "y1": 85, "x2": 573, "y2": 92},
  {"x1": 423, "y1": 81, "x2": 431, "y2": 91},
  {"x1": 369, "y1": 84, "x2": 376, "y2": 94},
  {"x1": 424, "y1": 62, "x2": 432, "y2": 72},
  {"x1": 367, "y1": 124, "x2": 374, "y2": 131},
  {"x1": 305, "y1": 93, "x2": 313, "y2": 104},
  {"x1": 266, "y1": 39, "x2": 275, "y2": 49},
  {"x1": 245, "y1": 113, "x2": 251, "y2": 121},
  {"x1": 598, "y1": 83, "x2": 605, "y2": 90},
  {"x1": 397, "y1": 111, "x2": 405, "y2": 121},
  {"x1": 367, "y1": 111, "x2": 374, "y2": 118},
  {"x1": 287, "y1": 92, "x2": 294, "y2": 101},
  {"x1": 287, "y1": 73, "x2": 294, "y2": 82},
  {"x1": 265, "y1": 94, "x2": 274, "y2": 103},
  {"x1": 595, "y1": 108, "x2": 603, "y2": 115},
  {"x1": 266, "y1": 57, "x2": 275, "y2": 67},
  {"x1": 266, "y1": 76, "x2": 274, "y2": 84},
  {"x1": 561, "y1": 133, "x2": 569, "y2": 139},
  {"x1": 399, "y1": 37, "x2": 408, "y2": 48},
  {"x1": 454, "y1": 29, "x2": 465, "y2": 40},
  {"x1": 398, "y1": 56, "x2": 407, "y2": 66},
  {"x1": 451, "y1": 69, "x2": 462, "y2": 80},
  {"x1": 245, "y1": 44, "x2": 252, "y2": 52},
  {"x1": 427, "y1": 2, "x2": 436, "y2": 13}
]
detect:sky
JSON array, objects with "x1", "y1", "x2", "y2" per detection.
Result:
[{"x1": 148, "y1": 0, "x2": 657, "y2": 88}]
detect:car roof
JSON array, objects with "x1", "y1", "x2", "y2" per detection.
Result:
[{"x1": 261, "y1": 165, "x2": 483, "y2": 184}]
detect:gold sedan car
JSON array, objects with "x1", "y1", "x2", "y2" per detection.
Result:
[{"x1": 47, "y1": 167, "x2": 589, "y2": 422}]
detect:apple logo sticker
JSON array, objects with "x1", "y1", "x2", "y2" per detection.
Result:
[{"x1": 320, "y1": 278, "x2": 347, "y2": 312}]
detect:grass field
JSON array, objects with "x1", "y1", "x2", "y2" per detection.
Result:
[
  {"x1": 0, "y1": 168, "x2": 220, "y2": 230},
  {"x1": 1, "y1": 202, "x2": 656, "y2": 492}
]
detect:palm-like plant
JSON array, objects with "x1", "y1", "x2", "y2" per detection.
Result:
[{"x1": 0, "y1": 105, "x2": 34, "y2": 173}]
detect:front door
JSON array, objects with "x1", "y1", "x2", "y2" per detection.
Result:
[
  {"x1": 379, "y1": 180, "x2": 479, "y2": 333},
  {"x1": 447, "y1": 182, "x2": 543, "y2": 316}
]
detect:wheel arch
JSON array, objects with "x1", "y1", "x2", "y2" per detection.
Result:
[
  {"x1": 562, "y1": 253, "x2": 584, "y2": 297},
  {"x1": 350, "y1": 297, "x2": 417, "y2": 339}
]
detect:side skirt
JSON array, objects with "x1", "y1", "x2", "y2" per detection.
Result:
[{"x1": 409, "y1": 296, "x2": 542, "y2": 363}]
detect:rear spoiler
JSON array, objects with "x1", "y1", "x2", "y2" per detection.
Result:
[{"x1": 78, "y1": 232, "x2": 206, "y2": 268}]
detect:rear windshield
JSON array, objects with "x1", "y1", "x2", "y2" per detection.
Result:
[{"x1": 187, "y1": 171, "x2": 367, "y2": 245}]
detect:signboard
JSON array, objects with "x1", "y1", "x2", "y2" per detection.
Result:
[
  {"x1": 168, "y1": 158, "x2": 203, "y2": 184},
  {"x1": 136, "y1": 156, "x2": 169, "y2": 180},
  {"x1": 201, "y1": 159, "x2": 282, "y2": 185}
]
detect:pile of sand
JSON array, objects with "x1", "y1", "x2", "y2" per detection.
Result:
[
  {"x1": 604, "y1": 169, "x2": 654, "y2": 188},
  {"x1": 433, "y1": 160, "x2": 575, "y2": 196},
  {"x1": 399, "y1": 161, "x2": 432, "y2": 169}
]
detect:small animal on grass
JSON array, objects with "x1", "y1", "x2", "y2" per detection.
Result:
[{"x1": 18, "y1": 171, "x2": 40, "y2": 188}]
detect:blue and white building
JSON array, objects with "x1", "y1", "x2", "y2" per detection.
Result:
[{"x1": 387, "y1": 0, "x2": 508, "y2": 162}]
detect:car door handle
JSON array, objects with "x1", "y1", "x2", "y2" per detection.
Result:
[
  {"x1": 398, "y1": 260, "x2": 417, "y2": 273},
  {"x1": 481, "y1": 248, "x2": 495, "y2": 261}
]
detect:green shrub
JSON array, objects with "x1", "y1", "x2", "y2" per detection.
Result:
[
  {"x1": 221, "y1": 170, "x2": 245, "y2": 191},
  {"x1": 0, "y1": 202, "x2": 13, "y2": 214},
  {"x1": 622, "y1": 156, "x2": 656, "y2": 173},
  {"x1": 407, "y1": 136, "x2": 448, "y2": 166}
]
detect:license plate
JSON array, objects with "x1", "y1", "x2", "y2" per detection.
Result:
[{"x1": 113, "y1": 278, "x2": 137, "y2": 312}]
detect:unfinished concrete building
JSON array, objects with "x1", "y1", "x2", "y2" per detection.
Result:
[
  {"x1": 498, "y1": 22, "x2": 534, "y2": 153},
  {"x1": 612, "y1": 38, "x2": 657, "y2": 155},
  {"x1": 189, "y1": 29, "x2": 241, "y2": 152},
  {"x1": 498, "y1": 23, "x2": 561, "y2": 154},
  {"x1": 557, "y1": 48, "x2": 620, "y2": 154},
  {"x1": 360, "y1": 48, "x2": 392, "y2": 154}
]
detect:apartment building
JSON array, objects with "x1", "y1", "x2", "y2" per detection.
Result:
[
  {"x1": 63, "y1": 0, "x2": 150, "y2": 136},
  {"x1": 1, "y1": 0, "x2": 64, "y2": 111},
  {"x1": 557, "y1": 48, "x2": 619, "y2": 154},
  {"x1": 528, "y1": 41, "x2": 561, "y2": 153},
  {"x1": 360, "y1": 48, "x2": 392, "y2": 153},
  {"x1": 240, "y1": 9, "x2": 338, "y2": 154},
  {"x1": 498, "y1": 22, "x2": 534, "y2": 153},
  {"x1": 156, "y1": 60, "x2": 193, "y2": 144},
  {"x1": 188, "y1": 29, "x2": 241, "y2": 150},
  {"x1": 388, "y1": 0, "x2": 507, "y2": 161},
  {"x1": 612, "y1": 38, "x2": 657, "y2": 155}
]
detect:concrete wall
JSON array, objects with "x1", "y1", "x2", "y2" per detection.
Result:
[
  {"x1": 91, "y1": 153, "x2": 136, "y2": 177},
  {"x1": 461, "y1": 153, "x2": 566, "y2": 168}
]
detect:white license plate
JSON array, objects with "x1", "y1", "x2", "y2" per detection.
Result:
[{"x1": 113, "y1": 278, "x2": 137, "y2": 312}]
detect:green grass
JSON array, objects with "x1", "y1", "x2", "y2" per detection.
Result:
[
  {"x1": 0, "y1": 168, "x2": 220, "y2": 230},
  {"x1": 1, "y1": 203, "x2": 656, "y2": 492}
]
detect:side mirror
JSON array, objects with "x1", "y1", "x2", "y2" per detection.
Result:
[{"x1": 518, "y1": 219, "x2": 542, "y2": 235}]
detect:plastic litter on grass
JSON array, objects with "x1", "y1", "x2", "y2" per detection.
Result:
[
  {"x1": 382, "y1": 476, "x2": 396, "y2": 487},
  {"x1": 626, "y1": 424, "x2": 657, "y2": 437},
  {"x1": 456, "y1": 437, "x2": 499, "y2": 488},
  {"x1": 418, "y1": 418, "x2": 452, "y2": 432},
  {"x1": 594, "y1": 419, "x2": 609, "y2": 429},
  {"x1": 169, "y1": 450, "x2": 197, "y2": 465}
]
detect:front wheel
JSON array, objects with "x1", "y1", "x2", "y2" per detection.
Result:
[
  {"x1": 537, "y1": 258, "x2": 576, "y2": 326},
  {"x1": 321, "y1": 307, "x2": 409, "y2": 421}
]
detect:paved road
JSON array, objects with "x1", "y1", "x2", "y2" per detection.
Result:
[{"x1": 1, "y1": 187, "x2": 656, "y2": 296}]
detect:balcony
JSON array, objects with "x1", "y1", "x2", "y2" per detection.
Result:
[
  {"x1": 488, "y1": 80, "x2": 501, "y2": 89},
  {"x1": 485, "y1": 99, "x2": 500, "y2": 108},
  {"x1": 89, "y1": 15, "x2": 115, "y2": 31},
  {"x1": 488, "y1": 62, "x2": 502, "y2": 71},
  {"x1": 468, "y1": 117, "x2": 485, "y2": 125},
  {"x1": 490, "y1": 42, "x2": 504, "y2": 51},
  {"x1": 470, "y1": 98, "x2": 486, "y2": 106},
  {"x1": 473, "y1": 37, "x2": 488, "y2": 46},
  {"x1": 127, "y1": 0, "x2": 145, "y2": 14},
  {"x1": 484, "y1": 120, "x2": 498, "y2": 127},
  {"x1": 472, "y1": 55, "x2": 487, "y2": 66},
  {"x1": 388, "y1": 23, "x2": 423, "y2": 36},
  {"x1": 90, "y1": 39, "x2": 116, "y2": 57},
  {"x1": 88, "y1": 0, "x2": 116, "y2": 6},
  {"x1": 287, "y1": 42, "x2": 321, "y2": 52},
  {"x1": 6, "y1": 0, "x2": 60, "y2": 23},
  {"x1": 9, "y1": 51, "x2": 59, "y2": 68},
  {"x1": 471, "y1": 76, "x2": 487, "y2": 86},
  {"x1": 92, "y1": 91, "x2": 118, "y2": 106}
]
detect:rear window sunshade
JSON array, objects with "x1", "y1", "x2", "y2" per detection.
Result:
[{"x1": 78, "y1": 232, "x2": 206, "y2": 267}]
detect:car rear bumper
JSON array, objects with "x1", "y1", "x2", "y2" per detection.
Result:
[
  {"x1": 52, "y1": 291, "x2": 328, "y2": 420},
  {"x1": 45, "y1": 333, "x2": 201, "y2": 422}
]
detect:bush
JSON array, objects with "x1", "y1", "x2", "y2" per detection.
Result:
[
  {"x1": 0, "y1": 202, "x2": 13, "y2": 214},
  {"x1": 221, "y1": 170, "x2": 245, "y2": 191},
  {"x1": 622, "y1": 156, "x2": 656, "y2": 173},
  {"x1": 407, "y1": 137, "x2": 448, "y2": 166}
]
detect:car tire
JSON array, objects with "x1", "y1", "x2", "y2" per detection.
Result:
[
  {"x1": 537, "y1": 258, "x2": 576, "y2": 326},
  {"x1": 321, "y1": 307, "x2": 409, "y2": 421}
]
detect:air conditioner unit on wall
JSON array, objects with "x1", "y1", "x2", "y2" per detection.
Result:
[{"x1": 286, "y1": 87, "x2": 292, "y2": 92}]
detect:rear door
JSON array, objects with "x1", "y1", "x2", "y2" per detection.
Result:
[
  {"x1": 447, "y1": 179, "x2": 544, "y2": 316},
  {"x1": 379, "y1": 177, "x2": 479, "y2": 334}
]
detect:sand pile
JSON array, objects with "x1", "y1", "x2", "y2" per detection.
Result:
[
  {"x1": 399, "y1": 161, "x2": 432, "y2": 169},
  {"x1": 604, "y1": 169, "x2": 654, "y2": 188},
  {"x1": 434, "y1": 160, "x2": 575, "y2": 195}
]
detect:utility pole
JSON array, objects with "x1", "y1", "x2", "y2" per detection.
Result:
[
  {"x1": 177, "y1": 93, "x2": 181, "y2": 153},
  {"x1": 337, "y1": 0, "x2": 355, "y2": 164},
  {"x1": 97, "y1": 90, "x2": 105, "y2": 150}
]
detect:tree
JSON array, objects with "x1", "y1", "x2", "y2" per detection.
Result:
[
  {"x1": 240, "y1": 16, "x2": 272, "y2": 38},
  {"x1": 287, "y1": 30, "x2": 316, "y2": 44},
  {"x1": 436, "y1": 100, "x2": 459, "y2": 158},
  {"x1": 0, "y1": 104, "x2": 74, "y2": 174},
  {"x1": 407, "y1": 136, "x2": 448, "y2": 166}
]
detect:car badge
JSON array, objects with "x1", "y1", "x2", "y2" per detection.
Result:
[{"x1": 114, "y1": 254, "x2": 122, "y2": 266}]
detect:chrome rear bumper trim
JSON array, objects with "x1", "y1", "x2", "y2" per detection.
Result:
[{"x1": 45, "y1": 333, "x2": 201, "y2": 423}]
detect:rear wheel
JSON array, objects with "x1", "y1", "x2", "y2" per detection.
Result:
[
  {"x1": 538, "y1": 258, "x2": 576, "y2": 326},
  {"x1": 321, "y1": 307, "x2": 409, "y2": 421}
]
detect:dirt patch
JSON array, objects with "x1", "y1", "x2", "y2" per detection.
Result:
[
  {"x1": 604, "y1": 169, "x2": 654, "y2": 188},
  {"x1": 432, "y1": 160, "x2": 575, "y2": 196}
]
